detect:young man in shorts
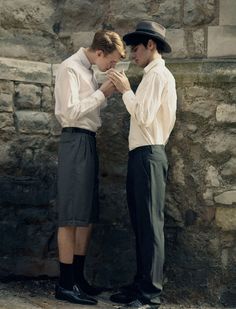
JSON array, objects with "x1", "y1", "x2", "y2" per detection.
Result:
[{"x1": 54, "y1": 30, "x2": 125, "y2": 305}]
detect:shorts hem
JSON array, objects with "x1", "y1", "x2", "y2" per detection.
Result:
[{"x1": 58, "y1": 219, "x2": 98, "y2": 227}]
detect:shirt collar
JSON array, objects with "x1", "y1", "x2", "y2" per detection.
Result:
[
  {"x1": 76, "y1": 48, "x2": 92, "y2": 69},
  {"x1": 144, "y1": 57, "x2": 165, "y2": 74}
]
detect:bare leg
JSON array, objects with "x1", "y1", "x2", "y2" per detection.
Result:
[
  {"x1": 74, "y1": 224, "x2": 93, "y2": 255},
  {"x1": 58, "y1": 226, "x2": 76, "y2": 263}
]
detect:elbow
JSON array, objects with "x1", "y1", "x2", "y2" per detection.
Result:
[
  {"x1": 66, "y1": 106, "x2": 81, "y2": 121},
  {"x1": 137, "y1": 117, "x2": 154, "y2": 127}
]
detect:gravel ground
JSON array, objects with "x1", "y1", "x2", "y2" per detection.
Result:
[{"x1": 0, "y1": 280, "x2": 231, "y2": 309}]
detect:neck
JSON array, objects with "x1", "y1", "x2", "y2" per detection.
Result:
[
  {"x1": 84, "y1": 48, "x2": 95, "y2": 65},
  {"x1": 149, "y1": 51, "x2": 161, "y2": 63}
]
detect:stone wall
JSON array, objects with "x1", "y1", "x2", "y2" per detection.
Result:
[{"x1": 0, "y1": 0, "x2": 236, "y2": 306}]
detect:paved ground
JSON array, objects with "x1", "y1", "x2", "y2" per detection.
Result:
[{"x1": 0, "y1": 280, "x2": 229, "y2": 309}]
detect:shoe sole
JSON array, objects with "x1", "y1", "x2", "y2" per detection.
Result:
[{"x1": 55, "y1": 294, "x2": 97, "y2": 305}]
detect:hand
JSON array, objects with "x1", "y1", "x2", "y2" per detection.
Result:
[
  {"x1": 99, "y1": 80, "x2": 116, "y2": 98},
  {"x1": 108, "y1": 69, "x2": 131, "y2": 94}
]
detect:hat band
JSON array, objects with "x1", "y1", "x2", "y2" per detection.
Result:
[{"x1": 136, "y1": 28, "x2": 165, "y2": 39}]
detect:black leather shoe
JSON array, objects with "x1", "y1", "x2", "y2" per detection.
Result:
[
  {"x1": 55, "y1": 284, "x2": 97, "y2": 305},
  {"x1": 75, "y1": 280, "x2": 104, "y2": 296},
  {"x1": 120, "y1": 298, "x2": 160, "y2": 308},
  {"x1": 110, "y1": 284, "x2": 138, "y2": 304}
]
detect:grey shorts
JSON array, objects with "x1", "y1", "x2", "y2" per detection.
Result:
[{"x1": 56, "y1": 128, "x2": 99, "y2": 227}]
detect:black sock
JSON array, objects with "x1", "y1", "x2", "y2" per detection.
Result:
[
  {"x1": 59, "y1": 262, "x2": 74, "y2": 290},
  {"x1": 73, "y1": 255, "x2": 86, "y2": 284},
  {"x1": 73, "y1": 255, "x2": 102, "y2": 295}
]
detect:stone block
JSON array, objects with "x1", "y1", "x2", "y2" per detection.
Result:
[
  {"x1": 215, "y1": 207, "x2": 236, "y2": 230},
  {"x1": 205, "y1": 132, "x2": 236, "y2": 155},
  {"x1": 0, "y1": 57, "x2": 51, "y2": 85},
  {"x1": 208, "y1": 26, "x2": 236, "y2": 57},
  {"x1": 71, "y1": 32, "x2": 95, "y2": 51},
  {"x1": 221, "y1": 157, "x2": 236, "y2": 176},
  {"x1": 154, "y1": 0, "x2": 182, "y2": 28},
  {"x1": 15, "y1": 111, "x2": 51, "y2": 134},
  {"x1": 52, "y1": 64, "x2": 59, "y2": 83},
  {"x1": 205, "y1": 165, "x2": 221, "y2": 187},
  {"x1": 166, "y1": 29, "x2": 188, "y2": 58},
  {"x1": 0, "y1": 113, "x2": 14, "y2": 129},
  {"x1": 183, "y1": 0, "x2": 216, "y2": 26},
  {"x1": 0, "y1": 80, "x2": 14, "y2": 93},
  {"x1": 191, "y1": 28, "x2": 205, "y2": 57},
  {"x1": 181, "y1": 98, "x2": 217, "y2": 118},
  {"x1": 219, "y1": 0, "x2": 236, "y2": 26},
  {"x1": 229, "y1": 86, "x2": 236, "y2": 102},
  {"x1": 214, "y1": 190, "x2": 236, "y2": 205},
  {"x1": 0, "y1": 0, "x2": 55, "y2": 32},
  {"x1": 216, "y1": 104, "x2": 236, "y2": 123},
  {"x1": 42, "y1": 86, "x2": 53, "y2": 112},
  {"x1": 49, "y1": 115, "x2": 61, "y2": 136},
  {"x1": 0, "y1": 29, "x2": 66, "y2": 63},
  {"x1": 0, "y1": 93, "x2": 13, "y2": 112},
  {"x1": 15, "y1": 84, "x2": 41, "y2": 110}
]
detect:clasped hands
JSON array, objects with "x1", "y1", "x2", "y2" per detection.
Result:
[
  {"x1": 99, "y1": 69, "x2": 131, "y2": 98},
  {"x1": 107, "y1": 69, "x2": 131, "y2": 94}
]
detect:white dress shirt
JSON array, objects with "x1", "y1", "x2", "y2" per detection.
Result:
[
  {"x1": 123, "y1": 58, "x2": 177, "y2": 150},
  {"x1": 55, "y1": 48, "x2": 106, "y2": 132}
]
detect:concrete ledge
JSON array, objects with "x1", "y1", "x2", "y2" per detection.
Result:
[
  {"x1": 0, "y1": 57, "x2": 236, "y2": 86},
  {"x1": 0, "y1": 57, "x2": 51, "y2": 85}
]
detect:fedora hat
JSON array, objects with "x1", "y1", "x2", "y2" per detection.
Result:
[{"x1": 123, "y1": 20, "x2": 172, "y2": 53}]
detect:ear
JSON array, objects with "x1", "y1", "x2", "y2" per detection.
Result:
[
  {"x1": 147, "y1": 39, "x2": 156, "y2": 50},
  {"x1": 96, "y1": 50, "x2": 104, "y2": 57}
]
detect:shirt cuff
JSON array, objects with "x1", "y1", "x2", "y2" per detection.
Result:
[
  {"x1": 92, "y1": 89, "x2": 106, "y2": 103},
  {"x1": 122, "y1": 90, "x2": 135, "y2": 105}
]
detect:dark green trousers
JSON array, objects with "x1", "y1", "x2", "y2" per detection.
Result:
[{"x1": 126, "y1": 145, "x2": 168, "y2": 302}]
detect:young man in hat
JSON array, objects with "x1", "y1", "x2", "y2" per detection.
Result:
[
  {"x1": 54, "y1": 30, "x2": 125, "y2": 305},
  {"x1": 108, "y1": 21, "x2": 177, "y2": 308}
]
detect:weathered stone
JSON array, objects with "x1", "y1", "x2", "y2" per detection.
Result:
[
  {"x1": 205, "y1": 165, "x2": 221, "y2": 187},
  {"x1": 71, "y1": 32, "x2": 96, "y2": 51},
  {"x1": 0, "y1": 143, "x2": 16, "y2": 168},
  {"x1": 155, "y1": 0, "x2": 181, "y2": 28},
  {"x1": 42, "y1": 86, "x2": 53, "y2": 112},
  {"x1": 49, "y1": 115, "x2": 61, "y2": 136},
  {"x1": 229, "y1": 86, "x2": 236, "y2": 102},
  {"x1": 221, "y1": 157, "x2": 236, "y2": 176},
  {"x1": 181, "y1": 99, "x2": 217, "y2": 118},
  {"x1": 183, "y1": 0, "x2": 216, "y2": 26},
  {"x1": 216, "y1": 104, "x2": 236, "y2": 123},
  {"x1": 185, "y1": 29, "x2": 206, "y2": 58},
  {"x1": 0, "y1": 0, "x2": 55, "y2": 32},
  {"x1": 219, "y1": 0, "x2": 236, "y2": 26},
  {"x1": 0, "y1": 29, "x2": 67, "y2": 63},
  {"x1": 173, "y1": 158, "x2": 185, "y2": 185},
  {"x1": 58, "y1": 0, "x2": 105, "y2": 32},
  {"x1": 166, "y1": 29, "x2": 188, "y2": 58},
  {"x1": 203, "y1": 188, "x2": 214, "y2": 206},
  {"x1": 215, "y1": 207, "x2": 236, "y2": 230},
  {"x1": 221, "y1": 248, "x2": 228, "y2": 268},
  {"x1": 15, "y1": 111, "x2": 51, "y2": 134},
  {"x1": 0, "y1": 93, "x2": 13, "y2": 112},
  {"x1": 208, "y1": 26, "x2": 236, "y2": 57},
  {"x1": 0, "y1": 57, "x2": 51, "y2": 85},
  {"x1": 0, "y1": 81, "x2": 14, "y2": 93},
  {"x1": 15, "y1": 84, "x2": 41, "y2": 110},
  {"x1": 214, "y1": 191, "x2": 236, "y2": 205},
  {"x1": 205, "y1": 132, "x2": 236, "y2": 155},
  {"x1": 0, "y1": 113, "x2": 14, "y2": 129},
  {"x1": 201, "y1": 207, "x2": 216, "y2": 222}
]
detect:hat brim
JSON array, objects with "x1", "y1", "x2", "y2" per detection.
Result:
[{"x1": 123, "y1": 31, "x2": 172, "y2": 53}]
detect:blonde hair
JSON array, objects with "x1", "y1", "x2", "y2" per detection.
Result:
[{"x1": 90, "y1": 30, "x2": 126, "y2": 58}]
